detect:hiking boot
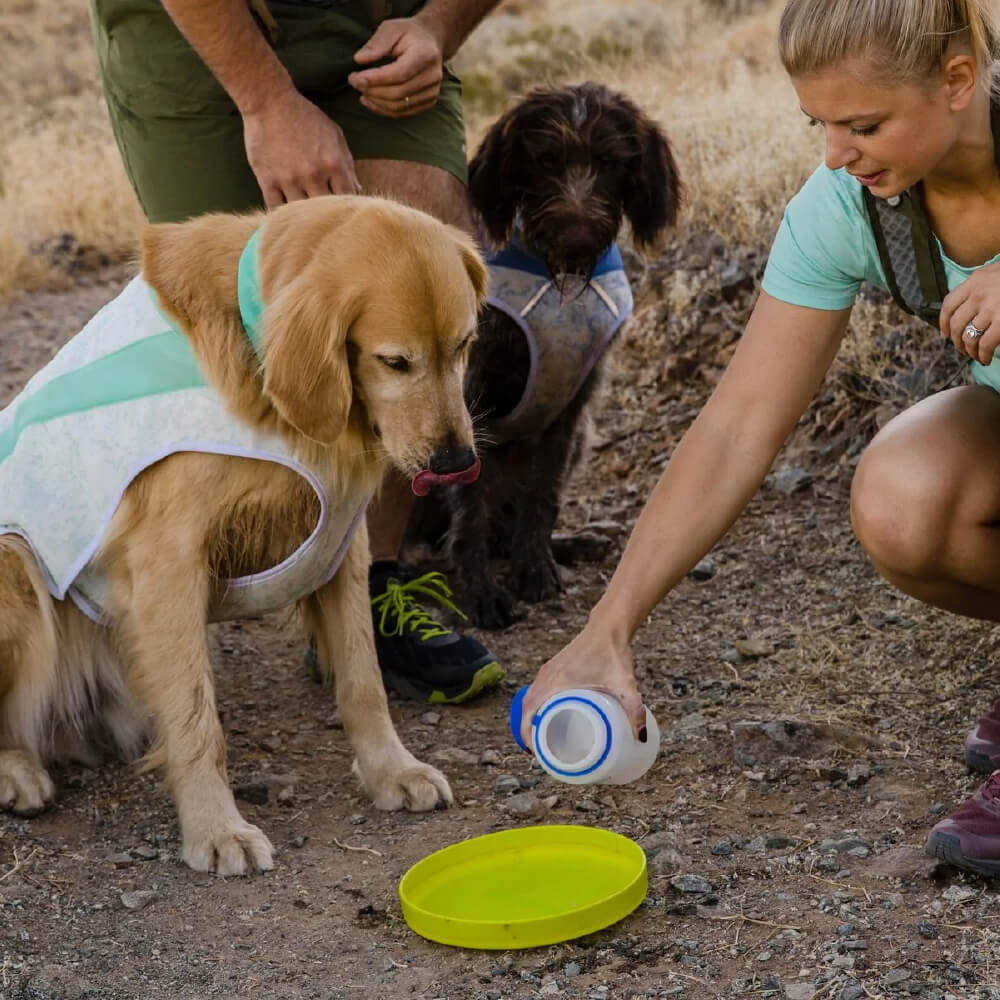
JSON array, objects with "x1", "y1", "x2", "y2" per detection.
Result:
[
  {"x1": 305, "y1": 561, "x2": 504, "y2": 705},
  {"x1": 965, "y1": 697, "x2": 1000, "y2": 774},
  {"x1": 925, "y1": 769, "x2": 1000, "y2": 877}
]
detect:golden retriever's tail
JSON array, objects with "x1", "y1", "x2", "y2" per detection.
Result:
[{"x1": 0, "y1": 535, "x2": 147, "y2": 764}]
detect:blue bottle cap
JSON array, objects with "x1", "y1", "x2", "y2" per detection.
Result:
[{"x1": 509, "y1": 684, "x2": 530, "y2": 752}]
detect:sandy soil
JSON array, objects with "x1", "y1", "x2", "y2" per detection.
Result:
[{"x1": 1, "y1": 242, "x2": 999, "y2": 1000}]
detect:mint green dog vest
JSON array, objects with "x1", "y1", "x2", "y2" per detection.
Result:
[{"x1": 0, "y1": 235, "x2": 366, "y2": 623}]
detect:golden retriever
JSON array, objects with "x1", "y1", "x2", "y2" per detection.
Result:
[{"x1": 0, "y1": 195, "x2": 486, "y2": 875}]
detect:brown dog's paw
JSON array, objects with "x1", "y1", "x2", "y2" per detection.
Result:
[
  {"x1": 465, "y1": 582, "x2": 519, "y2": 630},
  {"x1": 352, "y1": 755, "x2": 453, "y2": 812},
  {"x1": 0, "y1": 750, "x2": 55, "y2": 816},
  {"x1": 181, "y1": 815, "x2": 275, "y2": 876},
  {"x1": 509, "y1": 551, "x2": 562, "y2": 604}
]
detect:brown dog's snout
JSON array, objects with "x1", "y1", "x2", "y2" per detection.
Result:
[{"x1": 429, "y1": 441, "x2": 477, "y2": 475}]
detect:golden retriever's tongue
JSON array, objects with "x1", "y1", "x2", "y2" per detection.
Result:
[{"x1": 411, "y1": 456, "x2": 481, "y2": 496}]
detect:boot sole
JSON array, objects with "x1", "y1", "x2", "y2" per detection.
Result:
[
  {"x1": 966, "y1": 747, "x2": 1000, "y2": 775},
  {"x1": 927, "y1": 831, "x2": 1000, "y2": 877},
  {"x1": 384, "y1": 660, "x2": 505, "y2": 705}
]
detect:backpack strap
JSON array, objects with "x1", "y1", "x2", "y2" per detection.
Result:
[{"x1": 862, "y1": 95, "x2": 1000, "y2": 328}]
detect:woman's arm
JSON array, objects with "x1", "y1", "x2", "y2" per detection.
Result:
[{"x1": 520, "y1": 293, "x2": 853, "y2": 742}]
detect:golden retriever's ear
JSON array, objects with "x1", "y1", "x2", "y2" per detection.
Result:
[
  {"x1": 457, "y1": 238, "x2": 489, "y2": 306},
  {"x1": 261, "y1": 278, "x2": 358, "y2": 446}
]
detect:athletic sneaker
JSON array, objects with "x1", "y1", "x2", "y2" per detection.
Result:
[
  {"x1": 305, "y1": 561, "x2": 504, "y2": 705},
  {"x1": 926, "y1": 769, "x2": 1000, "y2": 877},
  {"x1": 965, "y1": 697, "x2": 1000, "y2": 774}
]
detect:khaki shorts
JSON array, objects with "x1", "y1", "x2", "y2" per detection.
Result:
[{"x1": 89, "y1": 0, "x2": 468, "y2": 222}]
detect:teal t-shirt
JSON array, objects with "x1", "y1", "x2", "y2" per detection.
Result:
[{"x1": 761, "y1": 164, "x2": 1000, "y2": 391}]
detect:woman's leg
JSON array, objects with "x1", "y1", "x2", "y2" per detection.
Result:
[
  {"x1": 851, "y1": 384, "x2": 1000, "y2": 876},
  {"x1": 851, "y1": 384, "x2": 1000, "y2": 619}
]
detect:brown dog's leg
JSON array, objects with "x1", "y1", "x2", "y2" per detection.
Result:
[
  {"x1": 300, "y1": 524, "x2": 452, "y2": 811},
  {"x1": 111, "y1": 532, "x2": 273, "y2": 876}
]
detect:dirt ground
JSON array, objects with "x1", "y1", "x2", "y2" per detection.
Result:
[{"x1": 2, "y1": 241, "x2": 1000, "y2": 1000}]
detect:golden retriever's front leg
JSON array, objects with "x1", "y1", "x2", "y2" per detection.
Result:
[
  {"x1": 301, "y1": 525, "x2": 453, "y2": 811},
  {"x1": 115, "y1": 558, "x2": 274, "y2": 875}
]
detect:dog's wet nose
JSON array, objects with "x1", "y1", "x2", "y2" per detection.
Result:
[{"x1": 429, "y1": 443, "x2": 477, "y2": 475}]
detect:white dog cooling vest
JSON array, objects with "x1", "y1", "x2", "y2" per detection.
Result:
[
  {"x1": 483, "y1": 236, "x2": 634, "y2": 443},
  {"x1": 0, "y1": 231, "x2": 367, "y2": 624}
]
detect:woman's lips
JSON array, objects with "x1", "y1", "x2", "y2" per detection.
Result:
[{"x1": 852, "y1": 169, "x2": 885, "y2": 187}]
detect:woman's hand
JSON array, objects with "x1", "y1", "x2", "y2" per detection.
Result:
[
  {"x1": 520, "y1": 620, "x2": 645, "y2": 749},
  {"x1": 941, "y1": 261, "x2": 1000, "y2": 365}
]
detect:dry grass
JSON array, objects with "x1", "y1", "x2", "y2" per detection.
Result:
[{"x1": 0, "y1": 0, "x2": 819, "y2": 298}]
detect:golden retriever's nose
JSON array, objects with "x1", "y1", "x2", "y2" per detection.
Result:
[{"x1": 429, "y1": 443, "x2": 477, "y2": 475}]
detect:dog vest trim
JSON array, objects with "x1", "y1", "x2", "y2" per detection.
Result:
[
  {"x1": 0, "y1": 271, "x2": 367, "y2": 624},
  {"x1": 862, "y1": 99, "x2": 1000, "y2": 328},
  {"x1": 238, "y1": 226, "x2": 265, "y2": 358},
  {"x1": 483, "y1": 240, "x2": 633, "y2": 442}
]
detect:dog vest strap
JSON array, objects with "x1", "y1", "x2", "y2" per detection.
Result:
[
  {"x1": 238, "y1": 227, "x2": 265, "y2": 360},
  {"x1": 863, "y1": 96, "x2": 1000, "y2": 328}
]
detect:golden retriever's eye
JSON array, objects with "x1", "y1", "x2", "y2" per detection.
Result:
[{"x1": 378, "y1": 355, "x2": 410, "y2": 372}]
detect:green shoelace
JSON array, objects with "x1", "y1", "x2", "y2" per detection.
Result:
[{"x1": 371, "y1": 571, "x2": 467, "y2": 640}]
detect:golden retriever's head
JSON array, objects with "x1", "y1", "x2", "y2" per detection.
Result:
[{"x1": 143, "y1": 196, "x2": 488, "y2": 490}]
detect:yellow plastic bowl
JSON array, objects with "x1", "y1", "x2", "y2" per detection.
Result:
[{"x1": 398, "y1": 824, "x2": 647, "y2": 950}]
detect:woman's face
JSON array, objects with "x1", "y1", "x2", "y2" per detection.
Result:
[{"x1": 792, "y1": 58, "x2": 959, "y2": 197}]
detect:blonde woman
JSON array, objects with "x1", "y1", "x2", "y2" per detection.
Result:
[{"x1": 522, "y1": 0, "x2": 1000, "y2": 877}]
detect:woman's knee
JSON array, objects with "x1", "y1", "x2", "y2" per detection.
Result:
[{"x1": 850, "y1": 437, "x2": 952, "y2": 576}]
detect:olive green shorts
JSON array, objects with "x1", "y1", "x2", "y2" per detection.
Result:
[{"x1": 88, "y1": 0, "x2": 468, "y2": 222}]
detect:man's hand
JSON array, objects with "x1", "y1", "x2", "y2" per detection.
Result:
[
  {"x1": 243, "y1": 89, "x2": 362, "y2": 207},
  {"x1": 348, "y1": 16, "x2": 447, "y2": 117}
]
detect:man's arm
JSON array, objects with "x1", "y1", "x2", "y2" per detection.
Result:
[
  {"x1": 158, "y1": 0, "x2": 361, "y2": 204},
  {"x1": 414, "y1": 0, "x2": 504, "y2": 61},
  {"x1": 160, "y1": 0, "x2": 294, "y2": 115}
]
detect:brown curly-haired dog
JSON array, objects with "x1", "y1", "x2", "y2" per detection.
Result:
[{"x1": 408, "y1": 82, "x2": 682, "y2": 629}]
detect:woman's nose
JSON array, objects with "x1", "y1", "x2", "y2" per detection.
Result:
[{"x1": 825, "y1": 129, "x2": 860, "y2": 171}]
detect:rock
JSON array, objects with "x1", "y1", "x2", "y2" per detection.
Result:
[
  {"x1": 718, "y1": 261, "x2": 754, "y2": 301},
  {"x1": 494, "y1": 774, "x2": 522, "y2": 794},
  {"x1": 564, "y1": 961, "x2": 581, "y2": 977},
  {"x1": 540, "y1": 984, "x2": 560, "y2": 996},
  {"x1": 820, "y1": 836, "x2": 873, "y2": 855},
  {"x1": 689, "y1": 559, "x2": 716, "y2": 581},
  {"x1": 732, "y1": 719, "x2": 878, "y2": 766},
  {"x1": 420, "y1": 711, "x2": 441, "y2": 726},
  {"x1": 120, "y1": 889, "x2": 159, "y2": 910},
  {"x1": 839, "y1": 985, "x2": 865, "y2": 1000},
  {"x1": 20, "y1": 964, "x2": 97, "y2": 1000},
  {"x1": 503, "y1": 791, "x2": 557, "y2": 817},
  {"x1": 942, "y1": 885, "x2": 977, "y2": 904},
  {"x1": 107, "y1": 852, "x2": 134, "y2": 869},
  {"x1": 733, "y1": 637, "x2": 775, "y2": 659},
  {"x1": 864, "y1": 846, "x2": 938, "y2": 880},
  {"x1": 883, "y1": 968, "x2": 912, "y2": 986},
  {"x1": 711, "y1": 838, "x2": 734, "y2": 856},
  {"x1": 767, "y1": 465, "x2": 813, "y2": 495},
  {"x1": 784, "y1": 984, "x2": 814, "y2": 1000},
  {"x1": 479, "y1": 749, "x2": 502, "y2": 766},
  {"x1": 132, "y1": 844, "x2": 159, "y2": 861},
  {"x1": 669, "y1": 874, "x2": 714, "y2": 894},
  {"x1": 918, "y1": 921, "x2": 938, "y2": 939}
]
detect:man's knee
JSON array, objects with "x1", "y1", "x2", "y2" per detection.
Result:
[{"x1": 357, "y1": 160, "x2": 474, "y2": 234}]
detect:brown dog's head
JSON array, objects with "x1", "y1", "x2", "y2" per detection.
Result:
[
  {"x1": 142, "y1": 196, "x2": 487, "y2": 490},
  {"x1": 469, "y1": 82, "x2": 681, "y2": 277}
]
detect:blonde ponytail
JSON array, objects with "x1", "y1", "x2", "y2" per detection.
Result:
[{"x1": 778, "y1": 0, "x2": 1000, "y2": 84}]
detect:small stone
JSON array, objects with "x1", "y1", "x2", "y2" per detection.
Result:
[
  {"x1": 883, "y1": 968, "x2": 912, "y2": 986},
  {"x1": 479, "y1": 749, "x2": 502, "y2": 766},
  {"x1": 276, "y1": 784, "x2": 296, "y2": 805},
  {"x1": 420, "y1": 711, "x2": 441, "y2": 726},
  {"x1": 918, "y1": 921, "x2": 938, "y2": 939},
  {"x1": 503, "y1": 791, "x2": 555, "y2": 817},
  {"x1": 942, "y1": 885, "x2": 976, "y2": 904},
  {"x1": 540, "y1": 984, "x2": 560, "y2": 996},
  {"x1": 588, "y1": 988, "x2": 609, "y2": 1000},
  {"x1": 120, "y1": 889, "x2": 159, "y2": 910},
  {"x1": 259, "y1": 735, "x2": 282, "y2": 753},
  {"x1": 767, "y1": 465, "x2": 813, "y2": 495},
  {"x1": 689, "y1": 559, "x2": 715, "y2": 581},
  {"x1": 324, "y1": 711, "x2": 344, "y2": 730},
  {"x1": 711, "y1": 838, "x2": 734, "y2": 856},
  {"x1": 429, "y1": 747, "x2": 479, "y2": 766},
  {"x1": 132, "y1": 845, "x2": 159, "y2": 861},
  {"x1": 784, "y1": 984, "x2": 814, "y2": 1000},
  {"x1": 348, "y1": 813, "x2": 366, "y2": 825},
  {"x1": 669, "y1": 874, "x2": 714, "y2": 894},
  {"x1": 108, "y1": 852, "x2": 134, "y2": 869},
  {"x1": 494, "y1": 774, "x2": 522, "y2": 794},
  {"x1": 564, "y1": 961, "x2": 581, "y2": 977},
  {"x1": 839, "y1": 986, "x2": 865, "y2": 1000}
]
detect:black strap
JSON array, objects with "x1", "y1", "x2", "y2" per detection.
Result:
[{"x1": 863, "y1": 95, "x2": 1000, "y2": 328}]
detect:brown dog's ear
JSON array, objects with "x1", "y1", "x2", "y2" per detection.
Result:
[
  {"x1": 468, "y1": 106, "x2": 523, "y2": 247},
  {"x1": 624, "y1": 114, "x2": 682, "y2": 250},
  {"x1": 261, "y1": 276, "x2": 359, "y2": 446}
]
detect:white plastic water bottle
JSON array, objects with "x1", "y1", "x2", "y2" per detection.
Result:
[{"x1": 509, "y1": 685, "x2": 660, "y2": 785}]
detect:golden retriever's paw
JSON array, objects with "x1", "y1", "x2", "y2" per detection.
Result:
[
  {"x1": 0, "y1": 750, "x2": 56, "y2": 816},
  {"x1": 352, "y1": 755, "x2": 454, "y2": 812},
  {"x1": 181, "y1": 816, "x2": 275, "y2": 876}
]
